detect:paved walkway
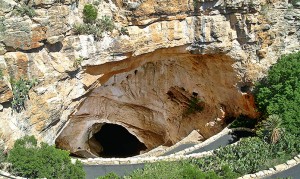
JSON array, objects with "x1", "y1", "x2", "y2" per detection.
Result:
[
  {"x1": 161, "y1": 143, "x2": 196, "y2": 156},
  {"x1": 264, "y1": 163, "x2": 300, "y2": 179},
  {"x1": 82, "y1": 128, "x2": 300, "y2": 179},
  {"x1": 84, "y1": 133, "x2": 238, "y2": 178},
  {"x1": 186, "y1": 134, "x2": 235, "y2": 154}
]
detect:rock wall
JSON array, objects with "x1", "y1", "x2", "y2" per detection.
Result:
[{"x1": 0, "y1": 0, "x2": 299, "y2": 155}]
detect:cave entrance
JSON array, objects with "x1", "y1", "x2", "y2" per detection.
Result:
[{"x1": 93, "y1": 123, "x2": 147, "y2": 158}]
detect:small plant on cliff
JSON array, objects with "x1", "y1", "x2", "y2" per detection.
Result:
[
  {"x1": 83, "y1": 4, "x2": 98, "y2": 23},
  {"x1": 0, "y1": 69, "x2": 3, "y2": 80},
  {"x1": 73, "y1": 16, "x2": 114, "y2": 39},
  {"x1": 183, "y1": 95, "x2": 204, "y2": 116},
  {"x1": 8, "y1": 135, "x2": 85, "y2": 179},
  {"x1": 0, "y1": 143, "x2": 7, "y2": 166},
  {"x1": 291, "y1": 0, "x2": 300, "y2": 6},
  {"x1": 120, "y1": 27, "x2": 129, "y2": 36},
  {"x1": 11, "y1": 78, "x2": 37, "y2": 112},
  {"x1": 0, "y1": 17, "x2": 5, "y2": 33},
  {"x1": 73, "y1": 3, "x2": 115, "y2": 39},
  {"x1": 15, "y1": 4, "x2": 36, "y2": 18},
  {"x1": 73, "y1": 56, "x2": 84, "y2": 68},
  {"x1": 96, "y1": 15, "x2": 114, "y2": 32}
]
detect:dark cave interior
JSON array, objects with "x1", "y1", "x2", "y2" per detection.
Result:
[{"x1": 93, "y1": 123, "x2": 147, "y2": 158}]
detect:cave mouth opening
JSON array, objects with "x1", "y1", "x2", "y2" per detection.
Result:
[{"x1": 92, "y1": 123, "x2": 147, "y2": 158}]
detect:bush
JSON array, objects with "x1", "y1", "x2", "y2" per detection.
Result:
[
  {"x1": 192, "y1": 135, "x2": 300, "y2": 176},
  {"x1": 291, "y1": 0, "x2": 300, "y2": 6},
  {"x1": 11, "y1": 78, "x2": 37, "y2": 112},
  {"x1": 0, "y1": 143, "x2": 6, "y2": 165},
  {"x1": 229, "y1": 115, "x2": 257, "y2": 129},
  {"x1": 83, "y1": 4, "x2": 98, "y2": 23},
  {"x1": 183, "y1": 95, "x2": 204, "y2": 116},
  {"x1": 96, "y1": 16, "x2": 114, "y2": 32},
  {"x1": 73, "y1": 16, "x2": 114, "y2": 39},
  {"x1": 16, "y1": 4, "x2": 36, "y2": 17},
  {"x1": 255, "y1": 52, "x2": 300, "y2": 136},
  {"x1": 193, "y1": 137, "x2": 271, "y2": 175},
  {"x1": 126, "y1": 161, "x2": 235, "y2": 179},
  {"x1": 0, "y1": 69, "x2": 3, "y2": 80},
  {"x1": 73, "y1": 57, "x2": 84, "y2": 68},
  {"x1": 7, "y1": 136, "x2": 85, "y2": 179},
  {"x1": 98, "y1": 172, "x2": 119, "y2": 179},
  {"x1": 0, "y1": 17, "x2": 5, "y2": 33},
  {"x1": 120, "y1": 27, "x2": 129, "y2": 36}
]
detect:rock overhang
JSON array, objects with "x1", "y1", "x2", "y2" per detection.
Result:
[{"x1": 56, "y1": 48, "x2": 258, "y2": 158}]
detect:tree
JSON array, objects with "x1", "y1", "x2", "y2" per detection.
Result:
[
  {"x1": 256, "y1": 114, "x2": 284, "y2": 144},
  {"x1": 255, "y1": 51, "x2": 300, "y2": 136},
  {"x1": 7, "y1": 136, "x2": 85, "y2": 179}
]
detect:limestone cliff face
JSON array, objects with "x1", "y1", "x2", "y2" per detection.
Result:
[{"x1": 0, "y1": 0, "x2": 299, "y2": 156}]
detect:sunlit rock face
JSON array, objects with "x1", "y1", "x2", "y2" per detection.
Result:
[{"x1": 56, "y1": 49, "x2": 257, "y2": 157}]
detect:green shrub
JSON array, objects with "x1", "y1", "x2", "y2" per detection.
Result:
[
  {"x1": 183, "y1": 95, "x2": 204, "y2": 116},
  {"x1": 120, "y1": 27, "x2": 129, "y2": 36},
  {"x1": 255, "y1": 51, "x2": 300, "y2": 136},
  {"x1": 16, "y1": 4, "x2": 36, "y2": 18},
  {"x1": 83, "y1": 4, "x2": 98, "y2": 23},
  {"x1": 126, "y1": 161, "x2": 236, "y2": 179},
  {"x1": 93, "y1": 0, "x2": 101, "y2": 6},
  {"x1": 291, "y1": 0, "x2": 300, "y2": 6},
  {"x1": 73, "y1": 16, "x2": 114, "y2": 39},
  {"x1": 0, "y1": 17, "x2": 5, "y2": 33},
  {"x1": 193, "y1": 137, "x2": 271, "y2": 175},
  {"x1": 98, "y1": 172, "x2": 119, "y2": 179},
  {"x1": 229, "y1": 115, "x2": 257, "y2": 129},
  {"x1": 96, "y1": 16, "x2": 114, "y2": 32},
  {"x1": 8, "y1": 136, "x2": 85, "y2": 179},
  {"x1": 73, "y1": 57, "x2": 84, "y2": 68},
  {"x1": 193, "y1": 135, "x2": 300, "y2": 176},
  {"x1": 11, "y1": 78, "x2": 37, "y2": 112},
  {"x1": 0, "y1": 69, "x2": 3, "y2": 80},
  {"x1": 73, "y1": 23, "x2": 89, "y2": 34},
  {"x1": 0, "y1": 143, "x2": 7, "y2": 165}
]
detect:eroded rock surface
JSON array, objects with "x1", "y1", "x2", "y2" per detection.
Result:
[{"x1": 57, "y1": 50, "x2": 258, "y2": 157}]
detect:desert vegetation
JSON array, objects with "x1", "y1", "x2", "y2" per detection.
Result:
[
  {"x1": 11, "y1": 78, "x2": 37, "y2": 112},
  {"x1": 6, "y1": 136, "x2": 85, "y2": 178},
  {"x1": 73, "y1": 4, "x2": 114, "y2": 39}
]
